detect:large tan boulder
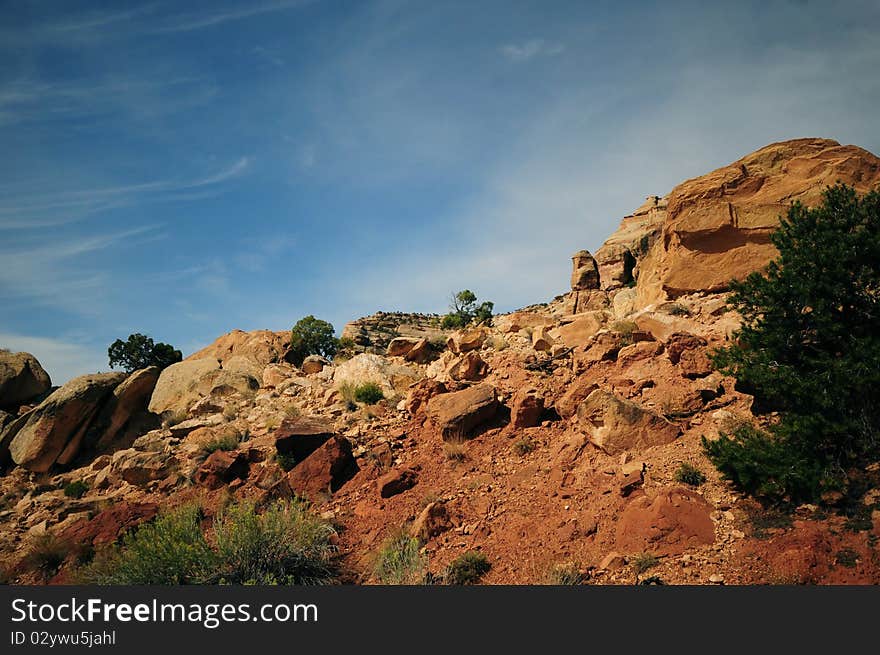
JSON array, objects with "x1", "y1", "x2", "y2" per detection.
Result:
[
  {"x1": 87, "y1": 367, "x2": 161, "y2": 452},
  {"x1": 0, "y1": 351, "x2": 51, "y2": 409},
  {"x1": 9, "y1": 372, "x2": 126, "y2": 472},
  {"x1": 333, "y1": 353, "x2": 420, "y2": 397},
  {"x1": 148, "y1": 358, "x2": 258, "y2": 417},
  {"x1": 575, "y1": 389, "x2": 680, "y2": 455},
  {"x1": 594, "y1": 196, "x2": 667, "y2": 291},
  {"x1": 447, "y1": 328, "x2": 486, "y2": 354},
  {"x1": 620, "y1": 140, "x2": 880, "y2": 308},
  {"x1": 493, "y1": 312, "x2": 554, "y2": 334},
  {"x1": 615, "y1": 487, "x2": 715, "y2": 556},
  {"x1": 426, "y1": 384, "x2": 499, "y2": 441},
  {"x1": 552, "y1": 312, "x2": 608, "y2": 348},
  {"x1": 186, "y1": 329, "x2": 287, "y2": 368},
  {"x1": 595, "y1": 139, "x2": 880, "y2": 308}
]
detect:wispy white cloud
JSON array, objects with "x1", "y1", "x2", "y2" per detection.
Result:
[
  {"x1": 500, "y1": 39, "x2": 564, "y2": 62},
  {"x1": 0, "y1": 226, "x2": 165, "y2": 314},
  {"x1": 0, "y1": 333, "x2": 109, "y2": 386},
  {"x1": 0, "y1": 157, "x2": 251, "y2": 230},
  {"x1": 152, "y1": 0, "x2": 313, "y2": 34}
]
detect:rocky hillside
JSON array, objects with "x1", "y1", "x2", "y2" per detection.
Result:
[{"x1": 1, "y1": 138, "x2": 879, "y2": 585}]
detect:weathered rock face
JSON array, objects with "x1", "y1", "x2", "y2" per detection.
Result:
[
  {"x1": 342, "y1": 312, "x2": 446, "y2": 355},
  {"x1": 333, "y1": 353, "x2": 421, "y2": 397},
  {"x1": 286, "y1": 436, "x2": 357, "y2": 499},
  {"x1": 273, "y1": 416, "x2": 335, "y2": 463},
  {"x1": 148, "y1": 358, "x2": 258, "y2": 417},
  {"x1": 0, "y1": 351, "x2": 51, "y2": 410},
  {"x1": 426, "y1": 384, "x2": 500, "y2": 441},
  {"x1": 510, "y1": 388, "x2": 544, "y2": 429},
  {"x1": 186, "y1": 329, "x2": 288, "y2": 368},
  {"x1": 615, "y1": 487, "x2": 716, "y2": 556},
  {"x1": 570, "y1": 250, "x2": 600, "y2": 290},
  {"x1": 194, "y1": 450, "x2": 249, "y2": 490},
  {"x1": 596, "y1": 139, "x2": 880, "y2": 307},
  {"x1": 575, "y1": 389, "x2": 680, "y2": 455},
  {"x1": 8, "y1": 372, "x2": 126, "y2": 472},
  {"x1": 87, "y1": 367, "x2": 160, "y2": 452},
  {"x1": 594, "y1": 196, "x2": 667, "y2": 293}
]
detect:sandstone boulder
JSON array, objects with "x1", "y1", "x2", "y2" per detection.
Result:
[
  {"x1": 447, "y1": 351, "x2": 489, "y2": 382},
  {"x1": 531, "y1": 326, "x2": 554, "y2": 352},
  {"x1": 404, "y1": 379, "x2": 448, "y2": 415},
  {"x1": 87, "y1": 367, "x2": 160, "y2": 452},
  {"x1": 410, "y1": 501, "x2": 452, "y2": 541},
  {"x1": 404, "y1": 338, "x2": 432, "y2": 364},
  {"x1": 387, "y1": 337, "x2": 421, "y2": 357},
  {"x1": 194, "y1": 450, "x2": 249, "y2": 490},
  {"x1": 493, "y1": 312, "x2": 554, "y2": 334},
  {"x1": 301, "y1": 355, "x2": 330, "y2": 374},
  {"x1": 552, "y1": 312, "x2": 608, "y2": 349},
  {"x1": 273, "y1": 416, "x2": 335, "y2": 463},
  {"x1": 333, "y1": 353, "x2": 420, "y2": 397},
  {"x1": 342, "y1": 312, "x2": 446, "y2": 354},
  {"x1": 148, "y1": 358, "x2": 258, "y2": 417},
  {"x1": 377, "y1": 467, "x2": 419, "y2": 498},
  {"x1": 286, "y1": 436, "x2": 357, "y2": 499},
  {"x1": 110, "y1": 448, "x2": 177, "y2": 486},
  {"x1": 187, "y1": 329, "x2": 287, "y2": 368},
  {"x1": 615, "y1": 487, "x2": 715, "y2": 555},
  {"x1": 447, "y1": 328, "x2": 486, "y2": 354},
  {"x1": 426, "y1": 384, "x2": 499, "y2": 441},
  {"x1": 636, "y1": 139, "x2": 880, "y2": 305},
  {"x1": 510, "y1": 388, "x2": 544, "y2": 429},
  {"x1": 8, "y1": 372, "x2": 126, "y2": 472},
  {"x1": 575, "y1": 390, "x2": 680, "y2": 455},
  {"x1": 61, "y1": 502, "x2": 159, "y2": 547},
  {"x1": 0, "y1": 351, "x2": 51, "y2": 410}
]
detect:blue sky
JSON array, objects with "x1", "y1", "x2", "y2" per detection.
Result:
[{"x1": 1, "y1": 0, "x2": 879, "y2": 384}]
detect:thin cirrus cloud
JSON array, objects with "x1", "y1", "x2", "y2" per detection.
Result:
[
  {"x1": 500, "y1": 39, "x2": 565, "y2": 62},
  {"x1": 0, "y1": 157, "x2": 252, "y2": 230},
  {"x1": 150, "y1": 0, "x2": 314, "y2": 34}
]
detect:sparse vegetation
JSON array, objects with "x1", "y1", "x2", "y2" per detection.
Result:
[
  {"x1": 674, "y1": 462, "x2": 706, "y2": 487},
  {"x1": 78, "y1": 499, "x2": 338, "y2": 585},
  {"x1": 202, "y1": 431, "x2": 242, "y2": 454},
  {"x1": 630, "y1": 552, "x2": 660, "y2": 575},
  {"x1": 745, "y1": 503, "x2": 794, "y2": 539},
  {"x1": 666, "y1": 303, "x2": 691, "y2": 316},
  {"x1": 354, "y1": 382, "x2": 384, "y2": 405},
  {"x1": 162, "y1": 409, "x2": 189, "y2": 428},
  {"x1": 63, "y1": 479, "x2": 89, "y2": 499},
  {"x1": 705, "y1": 185, "x2": 880, "y2": 503},
  {"x1": 443, "y1": 442, "x2": 467, "y2": 462},
  {"x1": 835, "y1": 548, "x2": 859, "y2": 568},
  {"x1": 611, "y1": 320, "x2": 638, "y2": 343},
  {"x1": 284, "y1": 404, "x2": 301, "y2": 419},
  {"x1": 513, "y1": 437, "x2": 536, "y2": 456},
  {"x1": 445, "y1": 550, "x2": 490, "y2": 585},
  {"x1": 544, "y1": 561, "x2": 586, "y2": 585},
  {"x1": 441, "y1": 290, "x2": 494, "y2": 329},
  {"x1": 24, "y1": 533, "x2": 71, "y2": 576},
  {"x1": 289, "y1": 315, "x2": 339, "y2": 366},
  {"x1": 373, "y1": 530, "x2": 428, "y2": 585},
  {"x1": 108, "y1": 333, "x2": 182, "y2": 372},
  {"x1": 276, "y1": 451, "x2": 297, "y2": 472}
]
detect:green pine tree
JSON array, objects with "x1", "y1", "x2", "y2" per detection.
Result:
[{"x1": 704, "y1": 184, "x2": 880, "y2": 503}]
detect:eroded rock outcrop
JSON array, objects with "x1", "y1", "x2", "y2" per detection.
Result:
[
  {"x1": 595, "y1": 138, "x2": 880, "y2": 309},
  {"x1": 8, "y1": 372, "x2": 126, "y2": 472},
  {"x1": 0, "y1": 351, "x2": 51, "y2": 410}
]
